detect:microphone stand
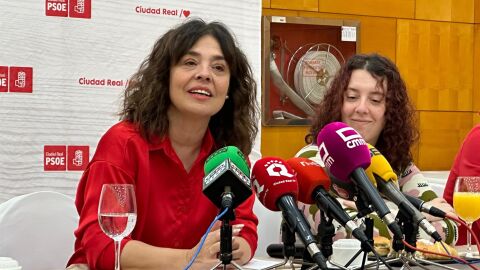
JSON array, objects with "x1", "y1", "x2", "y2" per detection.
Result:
[
  {"x1": 341, "y1": 217, "x2": 373, "y2": 270},
  {"x1": 335, "y1": 188, "x2": 377, "y2": 270},
  {"x1": 315, "y1": 211, "x2": 349, "y2": 270},
  {"x1": 398, "y1": 211, "x2": 458, "y2": 270},
  {"x1": 302, "y1": 210, "x2": 351, "y2": 270},
  {"x1": 367, "y1": 209, "x2": 457, "y2": 270},
  {"x1": 263, "y1": 220, "x2": 302, "y2": 270},
  {"x1": 211, "y1": 199, "x2": 243, "y2": 270},
  {"x1": 318, "y1": 211, "x2": 335, "y2": 259},
  {"x1": 266, "y1": 206, "x2": 328, "y2": 270},
  {"x1": 363, "y1": 210, "x2": 413, "y2": 269},
  {"x1": 347, "y1": 191, "x2": 395, "y2": 270},
  {"x1": 354, "y1": 189, "x2": 375, "y2": 219}
]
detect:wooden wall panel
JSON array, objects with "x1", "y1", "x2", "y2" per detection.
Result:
[
  {"x1": 475, "y1": 24, "x2": 480, "y2": 113},
  {"x1": 396, "y1": 20, "x2": 474, "y2": 111},
  {"x1": 260, "y1": 11, "x2": 397, "y2": 158},
  {"x1": 262, "y1": 0, "x2": 270, "y2": 8},
  {"x1": 262, "y1": 9, "x2": 301, "y2": 17},
  {"x1": 417, "y1": 112, "x2": 473, "y2": 170},
  {"x1": 474, "y1": 112, "x2": 480, "y2": 125},
  {"x1": 297, "y1": 12, "x2": 397, "y2": 60},
  {"x1": 411, "y1": 112, "x2": 421, "y2": 166},
  {"x1": 263, "y1": 1, "x2": 480, "y2": 170},
  {"x1": 475, "y1": 0, "x2": 480, "y2": 23},
  {"x1": 271, "y1": 0, "x2": 318, "y2": 11},
  {"x1": 415, "y1": 0, "x2": 475, "y2": 23},
  {"x1": 318, "y1": 0, "x2": 414, "y2": 19},
  {"x1": 349, "y1": 16, "x2": 396, "y2": 59},
  {"x1": 261, "y1": 126, "x2": 309, "y2": 158}
]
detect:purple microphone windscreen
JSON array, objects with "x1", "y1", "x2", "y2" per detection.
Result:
[{"x1": 316, "y1": 122, "x2": 371, "y2": 182}]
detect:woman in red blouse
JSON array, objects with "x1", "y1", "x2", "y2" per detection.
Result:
[
  {"x1": 67, "y1": 18, "x2": 259, "y2": 270},
  {"x1": 443, "y1": 124, "x2": 480, "y2": 245}
]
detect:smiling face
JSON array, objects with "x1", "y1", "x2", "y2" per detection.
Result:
[
  {"x1": 168, "y1": 35, "x2": 230, "y2": 122},
  {"x1": 341, "y1": 69, "x2": 386, "y2": 145}
]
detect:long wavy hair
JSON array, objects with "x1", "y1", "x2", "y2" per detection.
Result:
[
  {"x1": 307, "y1": 53, "x2": 418, "y2": 174},
  {"x1": 120, "y1": 18, "x2": 258, "y2": 155}
]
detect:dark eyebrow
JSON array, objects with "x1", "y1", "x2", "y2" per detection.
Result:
[
  {"x1": 185, "y1": 50, "x2": 225, "y2": 61},
  {"x1": 345, "y1": 87, "x2": 359, "y2": 92},
  {"x1": 345, "y1": 88, "x2": 384, "y2": 97},
  {"x1": 370, "y1": 89, "x2": 384, "y2": 94},
  {"x1": 184, "y1": 50, "x2": 225, "y2": 61}
]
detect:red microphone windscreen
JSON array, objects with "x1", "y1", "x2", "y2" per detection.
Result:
[
  {"x1": 287, "y1": 157, "x2": 330, "y2": 204},
  {"x1": 251, "y1": 157, "x2": 298, "y2": 211},
  {"x1": 316, "y1": 122, "x2": 371, "y2": 182}
]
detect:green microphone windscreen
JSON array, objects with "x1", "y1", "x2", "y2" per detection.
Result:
[{"x1": 204, "y1": 146, "x2": 250, "y2": 176}]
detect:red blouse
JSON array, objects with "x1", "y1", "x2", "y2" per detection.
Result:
[
  {"x1": 67, "y1": 121, "x2": 258, "y2": 269},
  {"x1": 443, "y1": 124, "x2": 480, "y2": 245}
]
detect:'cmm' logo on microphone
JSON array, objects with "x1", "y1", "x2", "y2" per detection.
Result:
[
  {"x1": 318, "y1": 143, "x2": 334, "y2": 169},
  {"x1": 336, "y1": 127, "x2": 366, "y2": 149}
]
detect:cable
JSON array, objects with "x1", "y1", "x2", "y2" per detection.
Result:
[
  {"x1": 436, "y1": 241, "x2": 480, "y2": 265},
  {"x1": 183, "y1": 207, "x2": 229, "y2": 270},
  {"x1": 402, "y1": 239, "x2": 480, "y2": 270},
  {"x1": 365, "y1": 241, "x2": 394, "y2": 270},
  {"x1": 446, "y1": 213, "x2": 480, "y2": 255},
  {"x1": 437, "y1": 241, "x2": 467, "y2": 265}
]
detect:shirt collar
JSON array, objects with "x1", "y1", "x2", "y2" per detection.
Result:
[{"x1": 148, "y1": 129, "x2": 216, "y2": 158}]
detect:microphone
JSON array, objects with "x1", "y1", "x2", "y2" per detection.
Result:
[
  {"x1": 286, "y1": 157, "x2": 371, "y2": 247},
  {"x1": 316, "y1": 122, "x2": 403, "y2": 239},
  {"x1": 204, "y1": 145, "x2": 250, "y2": 176},
  {"x1": 203, "y1": 146, "x2": 252, "y2": 210},
  {"x1": 365, "y1": 144, "x2": 442, "y2": 242},
  {"x1": 404, "y1": 194, "x2": 447, "y2": 219},
  {"x1": 251, "y1": 157, "x2": 328, "y2": 269}
]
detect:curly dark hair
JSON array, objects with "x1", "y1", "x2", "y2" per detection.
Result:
[
  {"x1": 119, "y1": 18, "x2": 258, "y2": 155},
  {"x1": 307, "y1": 53, "x2": 418, "y2": 174}
]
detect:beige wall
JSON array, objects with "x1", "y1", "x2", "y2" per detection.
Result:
[{"x1": 262, "y1": 0, "x2": 480, "y2": 170}]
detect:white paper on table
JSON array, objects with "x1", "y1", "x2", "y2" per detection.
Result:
[{"x1": 242, "y1": 258, "x2": 284, "y2": 269}]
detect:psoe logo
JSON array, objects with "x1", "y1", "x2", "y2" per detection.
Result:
[
  {"x1": 44, "y1": 145, "x2": 90, "y2": 171},
  {"x1": 0, "y1": 66, "x2": 33, "y2": 93},
  {"x1": 68, "y1": 145, "x2": 89, "y2": 171},
  {"x1": 44, "y1": 145, "x2": 67, "y2": 171},
  {"x1": 45, "y1": 0, "x2": 91, "y2": 19}
]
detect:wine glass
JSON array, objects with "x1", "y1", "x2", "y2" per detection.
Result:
[
  {"x1": 453, "y1": 176, "x2": 480, "y2": 257},
  {"x1": 98, "y1": 184, "x2": 137, "y2": 270}
]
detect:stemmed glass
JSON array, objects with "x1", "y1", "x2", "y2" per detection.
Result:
[
  {"x1": 453, "y1": 176, "x2": 480, "y2": 257},
  {"x1": 98, "y1": 184, "x2": 137, "y2": 270}
]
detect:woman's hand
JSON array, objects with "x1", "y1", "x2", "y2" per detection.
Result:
[
  {"x1": 231, "y1": 233, "x2": 251, "y2": 266},
  {"x1": 186, "y1": 221, "x2": 221, "y2": 270},
  {"x1": 188, "y1": 222, "x2": 247, "y2": 270},
  {"x1": 339, "y1": 198, "x2": 357, "y2": 210},
  {"x1": 424, "y1": 197, "x2": 457, "y2": 222}
]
